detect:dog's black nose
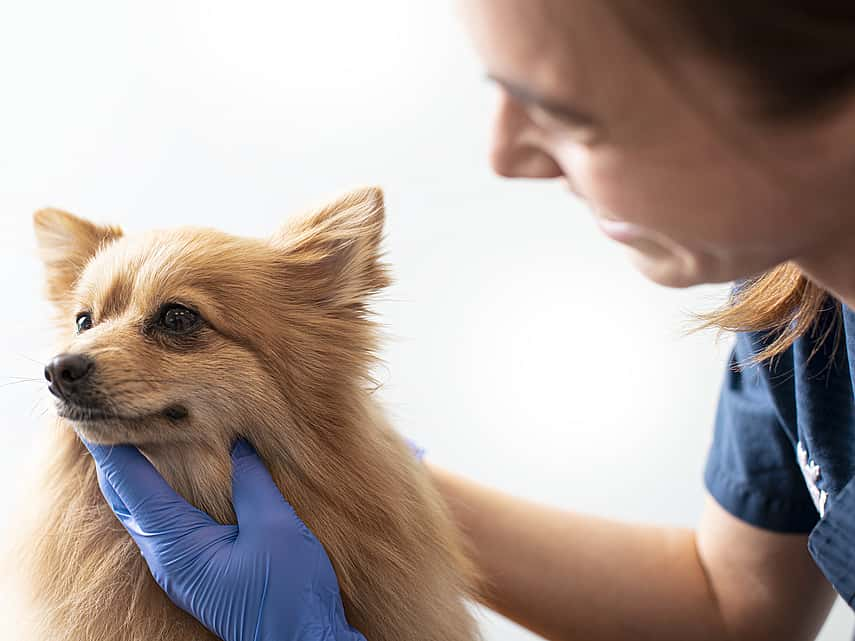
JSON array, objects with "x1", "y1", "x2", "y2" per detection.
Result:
[{"x1": 45, "y1": 353, "x2": 95, "y2": 398}]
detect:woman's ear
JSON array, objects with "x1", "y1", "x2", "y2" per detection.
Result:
[
  {"x1": 271, "y1": 187, "x2": 391, "y2": 311},
  {"x1": 33, "y1": 208, "x2": 123, "y2": 309}
]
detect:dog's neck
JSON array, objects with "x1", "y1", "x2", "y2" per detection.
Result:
[{"x1": 139, "y1": 440, "x2": 236, "y2": 524}]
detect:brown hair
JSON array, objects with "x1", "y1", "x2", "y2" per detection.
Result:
[{"x1": 613, "y1": 3, "x2": 855, "y2": 362}]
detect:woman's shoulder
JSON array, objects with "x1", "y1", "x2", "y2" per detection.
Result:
[
  {"x1": 734, "y1": 299, "x2": 855, "y2": 499},
  {"x1": 708, "y1": 301, "x2": 855, "y2": 602}
]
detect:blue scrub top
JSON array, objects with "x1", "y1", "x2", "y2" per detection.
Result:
[{"x1": 705, "y1": 299, "x2": 855, "y2": 607}]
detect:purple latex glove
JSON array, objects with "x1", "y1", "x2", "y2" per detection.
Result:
[
  {"x1": 83, "y1": 439, "x2": 366, "y2": 641},
  {"x1": 404, "y1": 437, "x2": 426, "y2": 462}
]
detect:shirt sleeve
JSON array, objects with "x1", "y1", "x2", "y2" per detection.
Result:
[{"x1": 704, "y1": 331, "x2": 820, "y2": 533}]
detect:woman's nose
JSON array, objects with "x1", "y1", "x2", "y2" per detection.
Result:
[{"x1": 490, "y1": 92, "x2": 564, "y2": 180}]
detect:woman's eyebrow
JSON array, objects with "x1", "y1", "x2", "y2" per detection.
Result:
[{"x1": 487, "y1": 73, "x2": 597, "y2": 127}]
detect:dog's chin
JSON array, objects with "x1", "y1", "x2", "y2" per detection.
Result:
[{"x1": 57, "y1": 401, "x2": 189, "y2": 445}]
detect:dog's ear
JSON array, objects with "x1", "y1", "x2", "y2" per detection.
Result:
[
  {"x1": 272, "y1": 187, "x2": 390, "y2": 310},
  {"x1": 33, "y1": 208, "x2": 123, "y2": 308}
]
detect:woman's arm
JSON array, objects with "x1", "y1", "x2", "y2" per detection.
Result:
[{"x1": 428, "y1": 464, "x2": 836, "y2": 641}]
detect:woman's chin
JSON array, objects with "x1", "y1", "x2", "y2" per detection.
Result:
[{"x1": 624, "y1": 243, "x2": 707, "y2": 289}]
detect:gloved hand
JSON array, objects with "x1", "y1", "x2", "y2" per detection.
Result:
[{"x1": 83, "y1": 439, "x2": 366, "y2": 641}]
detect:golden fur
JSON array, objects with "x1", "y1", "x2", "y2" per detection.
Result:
[{"x1": 23, "y1": 188, "x2": 481, "y2": 641}]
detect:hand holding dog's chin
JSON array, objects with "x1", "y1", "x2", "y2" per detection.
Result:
[{"x1": 82, "y1": 438, "x2": 367, "y2": 641}]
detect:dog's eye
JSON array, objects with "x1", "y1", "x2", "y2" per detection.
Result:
[
  {"x1": 76, "y1": 313, "x2": 93, "y2": 333},
  {"x1": 159, "y1": 304, "x2": 201, "y2": 334}
]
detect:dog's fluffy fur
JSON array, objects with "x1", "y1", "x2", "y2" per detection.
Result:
[{"x1": 24, "y1": 188, "x2": 481, "y2": 641}]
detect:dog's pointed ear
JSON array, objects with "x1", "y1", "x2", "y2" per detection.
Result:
[
  {"x1": 271, "y1": 187, "x2": 391, "y2": 309},
  {"x1": 33, "y1": 208, "x2": 123, "y2": 308}
]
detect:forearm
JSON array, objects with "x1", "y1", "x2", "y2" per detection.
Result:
[{"x1": 428, "y1": 464, "x2": 728, "y2": 641}]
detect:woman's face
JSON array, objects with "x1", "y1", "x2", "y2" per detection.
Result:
[{"x1": 460, "y1": 0, "x2": 855, "y2": 288}]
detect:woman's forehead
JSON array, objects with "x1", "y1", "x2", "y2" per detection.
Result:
[
  {"x1": 459, "y1": 1, "x2": 583, "y2": 85},
  {"x1": 458, "y1": 0, "x2": 656, "y2": 119}
]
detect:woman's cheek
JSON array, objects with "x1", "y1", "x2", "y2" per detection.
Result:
[
  {"x1": 559, "y1": 147, "x2": 644, "y2": 222},
  {"x1": 562, "y1": 145, "x2": 697, "y2": 240}
]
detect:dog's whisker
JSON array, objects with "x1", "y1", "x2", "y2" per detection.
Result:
[
  {"x1": 28, "y1": 394, "x2": 51, "y2": 418},
  {"x1": 14, "y1": 353, "x2": 46, "y2": 367},
  {"x1": 0, "y1": 379, "x2": 43, "y2": 389}
]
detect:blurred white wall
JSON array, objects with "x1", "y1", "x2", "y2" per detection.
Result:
[{"x1": 0, "y1": 1, "x2": 851, "y2": 638}]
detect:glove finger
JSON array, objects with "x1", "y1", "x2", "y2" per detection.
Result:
[
  {"x1": 94, "y1": 464, "x2": 154, "y2": 553},
  {"x1": 94, "y1": 461, "x2": 132, "y2": 520},
  {"x1": 83, "y1": 440, "x2": 216, "y2": 533},
  {"x1": 231, "y1": 439, "x2": 304, "y2": 532}
]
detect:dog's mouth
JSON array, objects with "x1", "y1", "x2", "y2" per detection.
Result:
[{"x1": 56, "y1": 401, "x2": 189, "y2": 423}]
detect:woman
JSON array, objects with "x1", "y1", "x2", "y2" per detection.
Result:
[{"x1": 84, "y1": 2, "x2": 855, "y2": 639}]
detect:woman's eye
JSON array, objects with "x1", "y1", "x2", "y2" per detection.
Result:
[
  {"x1": 528, "y1": 107, "x2": 599, "y2": 143},
  {"x1": 159, "y1": 304, "x2": 201, "y2": 334},
  {"x1": 76, "y1": 313, "x2": 93, "y2": 333}
]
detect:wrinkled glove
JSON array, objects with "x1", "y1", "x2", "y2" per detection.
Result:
[{"x1": 83, "y1": 438, "x2": 366, "y2": 641}]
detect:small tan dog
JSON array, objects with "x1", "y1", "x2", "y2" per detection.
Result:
[{"x1": 24, "y1": 188, "x2": 481, "y2": 641}]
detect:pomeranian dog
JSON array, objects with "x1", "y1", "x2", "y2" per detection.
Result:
[{"x1": 24, "y1": 187, "x2": 481, "y2": 641}]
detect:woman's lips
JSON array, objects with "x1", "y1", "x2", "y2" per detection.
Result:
[{"x1": 595, "y1": 216, "x2": 646, "y2": 244}]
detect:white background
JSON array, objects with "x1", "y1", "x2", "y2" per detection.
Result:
[{"x1": 0, "y1": 1, "x2": 851, "y2": 638}]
